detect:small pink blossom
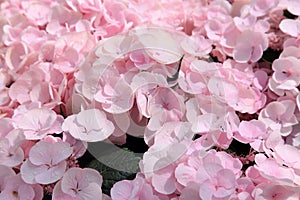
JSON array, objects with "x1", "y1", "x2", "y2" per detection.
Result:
[
  {"x1": 8, "y1": 67, "x2": 61, "y2": 107},
  {"x1": 147, "y1": 87, "x2": 185, "y2": 131},
  {"x1": 52, "y1": 167, "x2": 103, "y2": 200},
  {"x1": 272, "y1": 57, "x2": 300, "y2": 90},
  {"x1": 178, "y1": 59, "x2": 216, "y2": 95},
  {"x1": 273, "y1": 144, "x2": 300, "y2": 170},
  {"x1": 129, "y1": 49, "x2": 156, "y2": 70},
  {"x1": 197, "y1": 163, "x2": 237, "y2": 199},
  {"x1": 259, "y1": 100, "x2": 298, "y2": 136},
  {"x1": 254, "y1": 153, "x2": 295, "y2": 185},
  {"x1": 13, "y1": 108, "x2": 63, "y2": 140},
  {"x1": 0, "y1": 173, "x2": 43, "y2": 200},
  {"x1": 0, "y1": 129, "x2": 25, "y2": 167},
  {"x1": 63, "y1": 132, "x2": 87, "y2": 159},
  {"x1": 62, "y1": 109, "x2": 115, "y2": 142},
  {"x1": 235, "y1": 119, "x2": 267, "y2": 151},
  {"x1": 94, "y1": 76, "x2": 134, "y2": 114},
  {"x1": 180, "y1": 36, "x2": 212, "y2": 57},
  {"x1": 4, "y1": 42, "x2": 29, "y2": 72},
  {"x1": 0, "y1": 165, "x2": 16, "y2": 191},
  {"x1": 253, "y1": 184, "x2": 299, "y2": 200},
  {"x1": 21, "y1": 1, "x2": 52, "y2": 26},
  {"x1": 66, "y1": 0, "x2": 102, "y2": 14},
  {"x1": 111, "y1": 173, "x2": 159, "y2": 200},
  {"x1": 20, "y1": 141, "x2": 72, "y2": 184},
  {"x1": 233, "y1": 30, "x2": 268, "y2": 63}
]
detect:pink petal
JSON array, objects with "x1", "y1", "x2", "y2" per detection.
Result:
[
  {"x1": 61, "y1": 168, "x2": 102, "y2": 197},
  {"x1": 34, "y1": 161, "x2": 67, "y2": 184},
  {"x1": 53, "y1": 181, "x2": 82, "y2": 200},
  {"x1": 199, "y1": 181, "x2": 215, "y2": 200},
  {"x1": 20, "y1": 160, "x2": 48, "y2": 184},
  {"x1": 152, "y1": 169, "x2": 176, "y2": 195},
  {"x1": 180, "y1": 182, "x2": 200, "y2": 200},
  {"x1": 110, "y1": 180, "x2": 133, "y2": 200},
  {"x1": 233, "y1": 44, "x2": 252, "y2": 63},
  {"x1": 279, "y1": 19, "x2": 300, "y2": 37},
  {"x1": 287, "y1": 0, "x2": 300, "y2": 16},
  {"x1": 77, "y1": 183, "x2": 102, "y2": 200},
  {"x1": 274, "y1": 144, "x2": 300, "y2": 166},
  {"x1": 76, "y1": 109, "x2": 108, "y2": 131},
  {"x1": 29, "y1": 141, "x2": 72, "y2": 166},
  {"x1": 175, "y1": 163, "x2": 197, "y2": 186}
]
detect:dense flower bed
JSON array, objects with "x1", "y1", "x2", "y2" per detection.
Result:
[{"x1": 1, "y1": 0, "x2": 300, "y2": 199}]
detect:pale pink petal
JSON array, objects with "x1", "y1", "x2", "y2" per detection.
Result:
[
  {"x1": 0, "y1": 165, "x2": 15, "y2": 189},
  {"x1": 110, "y1": 180, "x2": 132, "y2": 200},
  {"x1": 20, "y1": 160, "x2": 48, "y2": 184},
  {"x1": 279, "y1": 19, "x2": 300, "y2": 37},
  {"x1": 77, "y1": 183, "x2": 102, "y2": 200},
  {"x1": 35, "y1": 161, "x2": 67, "y2": 184},
  {"x1": 179, "y1": 182, "x2": 200, "y2": 200},
  {"x1": 199, "y1": 181, "x2": 214, "y2": 200},
  {"x1": 53, "y1": 181, "x2": 82, "y2": 200},
  {"x1": 29, "y1": 141, "x2": 72, "y2": 166},
  {"x1": 233, "y1": 44, "x2": 252, "y2": 63},
  {"x1": 61, "y1": 168, "x2": 103, "y2": 200},
  {"x1": 287, "y1": 0, "x2": 300, "y2": 16},
  {"x1": 175, "y1": 163, "x2": 197, "y2": 186},
  {"x1": 152, "y1": 170, "x2": 176, "y2": 195}
]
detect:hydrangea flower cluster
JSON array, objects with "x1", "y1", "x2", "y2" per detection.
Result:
[{"x1": 1, "y1": 0, "x2": 300, "y2": 199}]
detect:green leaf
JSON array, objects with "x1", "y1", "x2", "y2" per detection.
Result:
[{"x1": 87, "y1": 144, "x2": 141, "y2": 195}]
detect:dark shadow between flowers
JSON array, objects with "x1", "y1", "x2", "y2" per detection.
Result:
[{"x1": 76, "y1": 136, "x2": 148, "y2": 196}]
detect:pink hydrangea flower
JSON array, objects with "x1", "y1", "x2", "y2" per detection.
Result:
[
  {"x1": 197, "y1": 163, "x2": 237, "y2": 199},
  {"x1": 20, "y1": 141, "x2": 72, "y2": 184},
  {"x1": 13, "y1": 108, "x2": 63, "y2": 140},
  {"x1": 254, "y1": 153, "x2": 295, "y2": 185},
  {"x1": 178, "y1": 59, "x2": 217, "y2": 95},
  {"x1": 62, "y1": 109, "x2": 115, "y2": 142},
  {"x1": 252, "y1": 183, "x2": 299, "y2": 200},
  {"x1": 146, "y1": 87, "x2": 185, "y2": 131},
  {"x1": 259, "y1": 100, "x2": 298, "y2": 136},
  {"x1": 111, "y1": 173, "x2": 159, "y2": 200},
  {"x1": 94, "y1": 75, "x2": 134, "y2": 114},
  {"x1": 3, "y1": 0, "x2": 300, "y2": 198},
  {"x1": 233, "y1": 30, "x2": 268, "y2": 63},
  {"x1": 232, "y1": 177, "x2": 255, "y2": 199},
  {"x1": 8, "y1": 67, "x2": 61, "y2": 108},
  {"x1": 180, "y1": 36, "x2": 212, "y2": 57},
  {"x1": 235, "y1": 119, "x2": 268, "y2": 151},
  {"x1": 176, "y1": 151, "x2": 240, "y2": 200},
  {"x1": 63, "y1": 132, "x2": 87, "y2": 159},
  {"x1": 273, "y1": 144, "x2": 300, "y2": 171},
  {"x1": 21, "y1": 1, "x2": 52, "y2": 26},
  {"x1": 52, "y1": 167, "x2": 103, "y2": 200},
  {"x1": 0, "y1": 165, "x2": 16, "y2": 191},
  {"x1": 4, "y1": 42, "x2": 30, "y2": 72},
  {"x1": 129, "y1": 49, "x2": 156, "y2": 70},
  {"x1": 0, "y1": 173, "x2": 43, "y2": 200},
  {"x1": 66, "y1": 0, "x2": 102, "y2": 14},
  {"x1": 272, "y1": 56, "x2": 300, "y2": 90},
  {"x1": 207, "y1": 67, "x2": 267, "y2": 114},
  {"x1": 0, "y1": 129, "x2": 25, "y2": 167}
]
